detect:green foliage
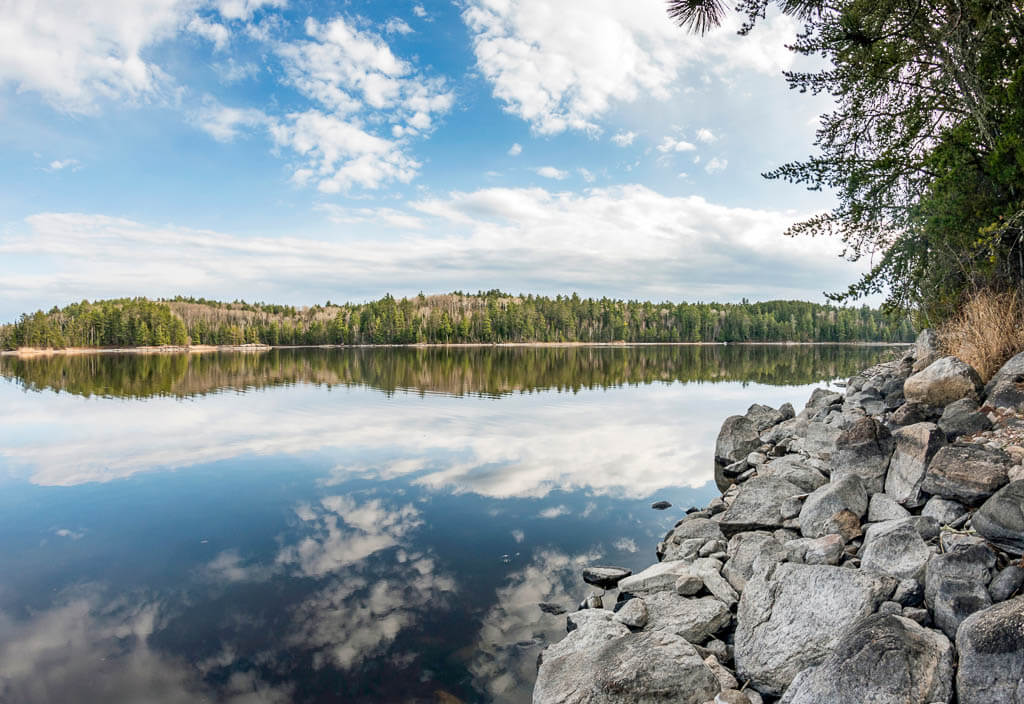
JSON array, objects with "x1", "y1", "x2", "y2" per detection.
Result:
[{"x1": 0, "y1": 293, "x2": 914, "y2": 350}]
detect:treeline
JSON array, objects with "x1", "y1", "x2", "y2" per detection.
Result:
[
  {"x1": 0, "y1": 344, "x2": 904, "y2": 400},
  {"x1": 0, "y1": 292, "x2": 915, "y2": 350}
]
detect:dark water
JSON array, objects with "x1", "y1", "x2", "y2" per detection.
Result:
[{"x1": 0, "y1": 345, "x2": 902, "y2": 704}]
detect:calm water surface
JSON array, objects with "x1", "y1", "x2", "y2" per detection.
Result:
[{"x1": 0, "y1": 345, "x2": 902, "y2": 704}]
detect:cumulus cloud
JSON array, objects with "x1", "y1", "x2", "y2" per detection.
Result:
[
  {"x1": 696, "y1": 128, "x2": 717, "y2": 143},
  {"x1": 534, "y1": 166, "x2": 567, "y2": 180},
  {"x1": 538, "y1": 505, "x2": 570, "y2": 519},
  {"x1": 412, "y1": 5, "x2": 427, "y2": 19},
  {"x1": 611, "y1": 131, "x2": 637, "y2": 147},
  {"x1": 461, "y1": 0, "x2": 797, "y2": 134},
  {"x1": 658, "y1": 136, "x2": 696, "y2": 153},
  {"x1": 705, "y1": 156, "x2": 728, "y2": 173},
  {"x1": 384, "y1": 17, "x2": 414, "y2": 35},
  {"x1": 215, "y1": 0, "x2": 287, "y2": 22},
  {"x1": 190, "y1": 98, "x2": 270, "y2": 141},
  {"x1": 187, "y1": 16, "x2": 230, "y2": 51},
  {"x1": 47, "y1": 159, "x2": 81, "y2": 172},
  {"x1": 507, "y1": 143, "x2": 523, "y2": 156}
]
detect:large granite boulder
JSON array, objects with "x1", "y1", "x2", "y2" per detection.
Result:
[
  {"x1": 984, "y1": 350, "x2": 1024, "y2": 409},
  {"x1": 757, "y1": 456, "x2": 827, "y2": 493},
  {"x1": 644, "y1": 591, "x2": 733, "y2": 642},
  {"x1": 746, "y1": 403, "x2": 786, "y2": 431},
  {"x1": 619, "y1": 560, "x2": 700, "y2": 594},
  {"x1": 904, "y1": 356, "x2": 983, "y2": 407},
  {"x1": 921, "y1": 496, "x2": 967, "y2": 525},
  {"x1": 804, "y1": 388, "x2": 843, "y2": 415},
  {"x1": 734, "y1": 563, "x2": 896, "y2": 695},
  {"x1": 973, "y1": 480, "x2": 1024, "y2": 555},
  {"x1": 860, "y1": 519, "x2": 931, "y2": 581},
  {"x1": 778, "y1": 614, "x2": 954, "y2": 704},
  {"x1": 884, "y1": 422, "x2": 945, "y2": 507},
  {"x1": 716, "y1": 415, "x2": 761, "y2": 490},
  {"x1": 533, "y1": 612, "x2": 721, "y2": 704},
  {"x1": 867, "y1": 492, "x2": 911, "y2": 522},
  {"x1": 659, "y1": 517, "x2": 725, "y2": 561},
  {"x1": 938, "y1": 398, "x2": 993, "y2": 441},
  {"x1": 912, "y1": 329, "x2": 942, "y2": 373},
  {"x1": 830, "y1": 416, "x2": 894, "y2": 495},
  {"x1": 925, "y1": 545, "x2": 996, "y2": 639},
  {"x1": 717, "y1": 476, "x2": 804, "y2": 538},
  {"x1": 723, "y1": 531, "x2": 784, "y2": 593},
  {"x1": 921, "y1": 444, "x2": 1012, "y2": 506},
  {"x1": 798, "y1": 474, "x2": 869, "y2": 539},
  {"x1": 955, "y1": 596, "x2": 1024, "y2": 704}
]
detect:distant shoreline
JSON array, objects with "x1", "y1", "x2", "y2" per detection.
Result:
[{"x1": 1, "y1": 341, "x2": 910, "y2": 358}]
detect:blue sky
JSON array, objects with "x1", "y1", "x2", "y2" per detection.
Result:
[{"x1": 0, "y1": 0, "x2": 869, "y2": 321}]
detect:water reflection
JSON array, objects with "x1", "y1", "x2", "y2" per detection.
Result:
[{"x1": 0, "y1": 345, "x2": 905, "y2": 703}]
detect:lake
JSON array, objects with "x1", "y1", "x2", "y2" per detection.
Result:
[{"x1": 0, "y1": 344, "x2": 902, "y2": 704}]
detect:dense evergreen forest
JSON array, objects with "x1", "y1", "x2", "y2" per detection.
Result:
[
  {"x1": 0, "y1": 344, "x2": 903, "y2": 400},
  {"x1": 0, "y1": 292, "x2": 915, "y2": 350}
]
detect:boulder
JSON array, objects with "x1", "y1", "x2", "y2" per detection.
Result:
[
  {"x1": 717, "y1": 477, "x2": 804, "y2": 538},
  {"x1": 860, "y1": 519, "x2": 931, "y2": 581},
  {"x1": 716, "y1": 415, "x2": 762, "y2": 490},
  {"x1": 868, "y1": 492, "x2": 911, "y2": 522},
  {"x1": 984, "y1": 350, "x2": 1024, "y2": 409},
  {"x1": 799, "y1": 474, "x2": 869, "y2": 539},
  {"x1": 912, "y1": 329, "x2": 942, "y2": 372},
  {"x1": 829, "y1": 417, "x2": 894, "y2": 495},
  {"x1": 757, "y1": 456, "x2": 827, "y2": 493},
  {"x1": 903, "y1": 356, "x2": 983, "y2": 406},
  {"x1": 925, "y1": 544, "x2": 996, "y2": 639},
  {"x1": 612, "y1": 597, "x2": 648, "y2": 629},
  {"x1": 921, "y1": 444, "x2": 1012, "y2": 506},
  {"x1": 582, "y1": 566, "x2": 632, "y2": 589},
  {"x1": 660, "y1": 517, "x2": 725, "y2": 561},
  {"x1": 734, "y1": 563, "x2": 897, "y2": 694},
  {"x1": 723, "y1": 531, "x2": 784, "y2": 593},
  {"x1": 790, "y1": 414, "x2": 850, "y2": 460},
  {"x1": 619, "y1": 560, "x2": 699, "y2": 595},
  {"x1": 989, "y1": 565, "x2": 1024, "y2": 603},
  {"x1": 651, "y1": 500, "x2": 672, "y2": 510},
  {"x1": 777, "y1": 614, "x2": 954, "y2": 704},
  {"x1": 804, "y1": 388, "x2": 843, "y2": 415},
  {"x1": 955, "y1": 596, "x2": 1024, "y2": 704},
  {"x1": 921, "y1": 496, "x2": 967, "y2": 525},
  {"x1": 885, "y1": 422, "x2": 945, "y2": 507},
  {"x1": 864, "y1": 515, "x2": 940, "y2": 543},
  {"x1": 644, "y1": 591, "x2": 733, "y2": 642},
  {"x1": 937, "y1": 398, "x2": 993, "y2": 441},
  {"x1": 802, "y1": 534, "x2": 845, "y2": 566},
  {"x1": 892, "y1": 402, "x2": 932, "y2": 427},
  {"x1": 533, "y1": 617, "x2": 720, "y2": 704},
  {"x1": 746, "y1": 403, "x2": 786, "y2": 431},
  {"x1": 973, "y1": 480, "x2": 1024, "y2": 555}
]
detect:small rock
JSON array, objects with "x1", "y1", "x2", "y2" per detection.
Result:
[
  {"x1": 921, "y1": 444, "x2": 1012, "y2": 506},
  {"x1": 912, "y1": 329, "x2": 942, "y2": 372},
  {"x1": 780, "y1": 495, "x2": 804, "y2": 520},
  {"x1": 612, "y1": 597, "x2": 648, "y2": 628},
  {"x1": 885, "y1": 422, "x2": 945, "y2": 507},
  {"x1": 582, "y1": 566, "x2": 632, "y2": 589},
  {"x1": 877, "y1": 600, "x2": 903, "y2": 616},
  {"x1": 983, "y1": 350, "x2": 1024, "y2": 409},
  {"x1": 758, "y1": 456, "x2": 827, "y2": 493},
  {"x1": 718, "y1": 477, "x2": 805, "y2": 537},
  {"x1": 938, "y1": 397, "x2": 993, "y2": 440},
  {"x1": 651, "y1": 500, "x2": 672, "y2": 510},
  {"x1": 892, "y1": 402, "x2": 931, "y2": 426},
  {"x1": 802, "y1": 534, "x2": 845, "y2": 566},
  {"x1": 705, "y1": 654, "x2": 740, "y2": 691},
  {"x1": 921, "y1": 496, "x2": 967, "y2": 525},
  {"x1": 939, "y1": 531, "x2": 985, "y2": 553},
  {"x1": 723, "y1": 531, "x2": 784, "y2": 593},
  {"x1": 798, "y1": 474, "x2": 869, "y2": 539},
  {"x1": 699, "y1": 539, "x2": 728, "y2": 558},
  {"x1": 893, "y1": 578, "x2": 924, "y2": 606},
  {"x1": 973, "y1": 479, "x2": 1024, "y2": 554},
  {"x1": 644, "y1": 592, "x2": 733, "y2": 643},
  {"x1": 867, "y1": 492, "x2": 911, "y2": 522},
  {"x1": 716, "y1": 415, "x2": 763, "y2": 491},
  {"x1": 715, "y1": 690, "x2": 751, "y2": 704},
  {"x1": 746, "y1": 451, "x2": 768, "y2": 466},
  {"x1": 676, "y1": 572, "x2": 704, "y2": 596},
  {"x1": 902, "y1": 606, "x2": 930, "y2": 625},
  {"x1": 746, "y1": 403, "x2": 786, "y2": 432},
  {"x1": 538, "y1": 602, "x2": 567, "y2": 615},
  {"x1": 988, "y1": 565, "x2": 1024, "y2": 602},
  {"x1": 861, "y1": 519, "x2": 931, "y2": 581},
  {"x1": 830, "y1": 416, "x2": 895, "y2": 495},
  {"x1": 903, "y1": 356, "x2": 983, "y2": 406}
]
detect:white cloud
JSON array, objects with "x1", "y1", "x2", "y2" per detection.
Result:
[
  {"x1": 212, "y1": 58, "x2": 261, "y2": 83},
  {"x1": 187, "y1": 16, "x2": 230, "y2": 51},
  {"x1": 412, "y1": 5, "x2": 427, "y2": 18},
  {"x1": 55, "y1": 528, "x2": 84, "y2": 540},
  {"x1": 507, "y1": 143, "x2": 523, "y2": 156},
  {"x1": 384, "y1": 17, "x2": 414, "y2": 35},
  {"x1": 705, "y1": 156, "x2": 728, "y2": 174},
  {"x1": 190, "y1": 98, "x2": 269, "y2": 141},
  {"x1": 696, "y1": 128, "x2": 717, "y2": 143},
  {"x1": 461, "y1": 0, "x2": 797, "y2": 134},
  {"x1": 511, "y1": 529, "x2": 525, "y2": 543},
  {"x1": 611, "y1": 131, "x2": 637, "y2": 147},
  {"x1": 612, "y1": 537, "x2": 638, "y2": 553},
  {"x1": 657, "y1": 136, "x2": 696, "y2": 153},
  {"x1": 578, "y1": 168, "x2": 595, "y2": 183},
  {"x1": 0, "y1": 0, "x2": 194, "y2": 113},
  {"x1": 538, "y1": 505, "x2": 570, "y2": 519},
  {"x1": 534, "y1": 166, "x2": 567, "y2": 180},
  {"x1": 47, "y1": 159, "x2": 81, "y2": 172},
  {"x1": 215, "y1": 0, "x2": 287, "y2": 22}
]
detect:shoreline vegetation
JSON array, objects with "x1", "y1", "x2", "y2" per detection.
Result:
[{"x1": 0, "y1": 292, "x2": 915, "y2": 352}]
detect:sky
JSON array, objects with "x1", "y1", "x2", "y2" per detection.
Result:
[{"x1": 0, "y1": 0, "x2": 870, "y2": 321}]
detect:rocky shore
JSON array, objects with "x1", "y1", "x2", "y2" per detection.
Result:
[{"x1": 533, "y1": 331, "x2": 1024, "y2": 704}]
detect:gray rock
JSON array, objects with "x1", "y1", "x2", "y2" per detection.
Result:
[
  {"x1": 860, "y1": 520, "x2": 931, "y2": 581},
  {"x1": 566, "y1": 607, "x2": 615, "y2": 631},
  {"x1": 902, "y1": 606, "x2": 930, "y2": 625},
  {"x1": 651, "y1": 500, "x2": 672, "y2": 510},
  {"x1": 715, "y1": 690, "x2": 752, "y2": 704},
  {"x1": 925, "y1": 544, "x2": 996, "y2": 638},
  {"x1": 802, "y1": 534, "x2": 845, "y2": 566},
  {"x1": 538, "y1": 602, "x2": 568, "y2": 615},
  {"x1": 939, "y1": 531, "x2": 986, "y2": 553},
  {"x1": 618, "y1": 560, "x2": 699, "y2": 595},
  {"x1": 660, "y1": 517, "x2": 726, "y2": 561},
  {"x1": 758, "y1": 456, "x2": 828, "y2": 493},
  {"x1": 780, "y1": 495, "x2": 804, "y2": 520},
  {"x1": 675, "y1": 572, "x2": 704, "y2": 596},
  {"x1": 863, "y1": 515, "x2": 940, "y2": 544},
  {"x1": 612, "y1": 597, "x2": 648, "y2": 628},
  {"x1": 989, "y1": 565, "x2": 1024, "y2": 602},
  {"x1": 734, "y1": 563, "x2": 897, "y2": 694},
  {"x1": 921, "y1": 496, "x2": 967, "y2": 525},
  {"x1": 885, "y1": 422, "x2": 945, "y2": 507},
  {"x1": 938, "y1": 398, "x2": 993, "y2": 441},
  {"x1": 893, "y1": 578, "x2": 924, "y2": 606},
  {"x1": 912, "y1": 329, "x2": 942, "y2": 372},
  {"x1": 699, "y1": 539, "x2": 728, "y2": 558},
  {"x1": 921, "y1": 444, "x2": 1012, "y2": 506},
  {"x1": 716, "y1": 415, "x2": 762, "y2": 490},
  {"x1": 984, "y1": 349, "x2": 1024, "y2": 409},
  {"x1": 777, "y1": 614, "x2": 954, "y2": 704},
  {"x1": 827, "y1": 509, "x2": 865, "y2": 542},
  {"x1": 779, "y1": 402, "x2": 796, "y2": 420},
  {"x1": 723, "y1": 531, "x2": 784, "y2": 593},
  {"x1": 892, "y1": 402, "x2": 932, "y2": 427},
  {"x1": 868, "y1": 492, "x2": 911, "y2": 522},
  {"x1": 973, "y1": 479, "x2": 1024, "y2": 554},
  {"x1": 717, "y1": 476, "x2": 805, "y2": 538},
  {"x1": 877, "y1": 600, "x2": 903, "y2": 616},
  {"x1": 799, "y1": 474, "x2": 869, "y2": 539},
  {"x1": 582, "y1": 566, "x2": 632, "y2": 589},
  {"x1": 955, "y1": 596, "x2": 1024, "y2": 704},
  {"x1": 804, "y1": 388, "x2": 843, "y2": 415},
  {"x1": 705, "y1": 654, "x2": 740, "y2": 691},
  {"x1": 904, "y1": 356, "x2": 983, "y2": 406},
  {"x1": 644, "y1": 591, "x2": 733, "y2": 642},
  {"x1": 533, "y1": 617, "x2": 720, "y2": 704},
  {"x1": 746, "y1": 403, "x2": 786, "y2": 431},
  {"x1": 791, "y1": 414, "x2": 849, "y2": 460}
]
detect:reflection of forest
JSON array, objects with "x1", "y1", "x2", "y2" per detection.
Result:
[{"x1": 0, "y1": 344, "x2": 906, "y2": 399}]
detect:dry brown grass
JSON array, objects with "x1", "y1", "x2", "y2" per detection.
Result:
[{"x1": 940, "y1": 289, "x2": 1024, "y2": 382}]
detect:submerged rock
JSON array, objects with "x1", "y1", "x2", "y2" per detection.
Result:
[{"x1": 778, "y1": 614, "x2": 954, "y2": 704}]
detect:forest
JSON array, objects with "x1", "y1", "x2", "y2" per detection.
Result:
[{"x1": 0, "y1": 292, "x2": 914, "y2": 350}]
